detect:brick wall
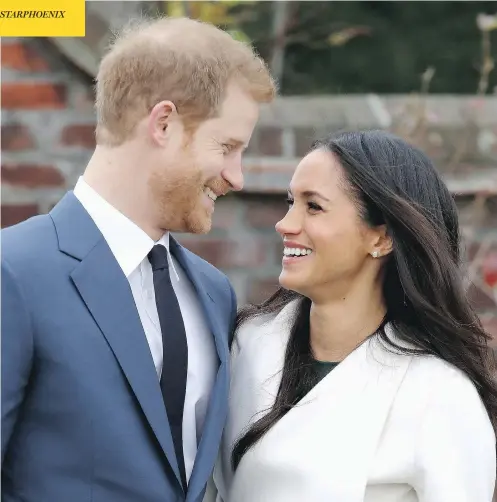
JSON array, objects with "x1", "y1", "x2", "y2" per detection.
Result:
[{"x1": 2, "y1": 37, "x2": 496, "y2": 341}]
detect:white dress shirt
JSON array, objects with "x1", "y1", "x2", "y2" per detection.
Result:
[{"x1": 74, "y1": 177, "x2": 218, "y2": 481}]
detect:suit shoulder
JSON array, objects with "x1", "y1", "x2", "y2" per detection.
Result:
[
  {"x1": 181, "y1": 245, "x2": 231, "y2": 288},
  {"x1": 2, "y1": 214, "x2": 57, "y2": 267}
]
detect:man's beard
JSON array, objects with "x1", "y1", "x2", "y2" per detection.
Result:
[{"x1": 149, "y1": 160, "x2": 213, "y2": 234}]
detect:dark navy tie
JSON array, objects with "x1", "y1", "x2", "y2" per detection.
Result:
[{"x1": 148, "y1": 244, "x2": 188, "y2": 490}]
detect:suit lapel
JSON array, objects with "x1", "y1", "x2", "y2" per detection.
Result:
[
  {"x1": 169, "y1": 238, "x2": 230, "y2": 502},
  {"x1": 51, "y1": 193, "x2": 184, "y2": 491},
  {"x1": 170, "y1": 237, "x2": 228, "y2": 365}
]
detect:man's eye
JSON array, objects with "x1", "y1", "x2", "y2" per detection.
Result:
[{"x1": 222, "y1": 144, "x2": 233, "y2": 153}]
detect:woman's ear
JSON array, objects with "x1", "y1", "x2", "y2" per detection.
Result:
[{"x1": 369, "y1": 224, "x2": 393, "y2": 258}]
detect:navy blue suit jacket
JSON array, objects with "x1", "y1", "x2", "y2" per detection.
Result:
[{"x1": 1, "y1": 192, "x2": 236, "y2": 502}]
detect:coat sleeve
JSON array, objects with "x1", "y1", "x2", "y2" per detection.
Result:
[
  {"x1": 411, "y1": 367, "x2": 496, "y2": 502},
  {"x1": 1, "y1": 258, "x2": 34, "y2": 463}
]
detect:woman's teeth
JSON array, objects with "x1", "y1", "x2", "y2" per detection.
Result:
[
  {"x1": 283, "y1": 247, "x2": 313, "y2": 257},
  {"x1": 205, "y1": 187, "x2": 218, "y2": 201}
]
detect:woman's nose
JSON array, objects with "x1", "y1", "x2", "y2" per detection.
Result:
[{"x1": 275, "y1": 208, "x2": 301, "y2": 236}]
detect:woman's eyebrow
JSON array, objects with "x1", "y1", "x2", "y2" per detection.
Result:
[{"x1": 288, "y1": 189, "x2": 330, "y2": 202}]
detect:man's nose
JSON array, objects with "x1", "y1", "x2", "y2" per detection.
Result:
[{"x1": 222, "y1": 162, "x2": 244, "y2": 192}]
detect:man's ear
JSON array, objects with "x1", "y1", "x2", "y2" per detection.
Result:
[
  {"x1": 148, "y1": 100, "x2": 177, "y2": 145},
  {"x1": 369, "y1": 224, "x2": 393, "y2": 258}
]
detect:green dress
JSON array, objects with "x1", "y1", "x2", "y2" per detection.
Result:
[{"x1": 312, "y1": 359, "x2": 339, "y2": 384}]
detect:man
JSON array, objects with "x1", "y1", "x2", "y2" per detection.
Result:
[{"x1": 1, "y1": 16, "x2": 275, "y2": 502}]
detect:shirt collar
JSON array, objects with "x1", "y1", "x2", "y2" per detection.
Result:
[{"x1": 73, "y1": 176, "x2": 171, "y2": 278}]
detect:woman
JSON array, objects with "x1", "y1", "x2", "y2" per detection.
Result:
[{"x1": 210, "y1": 130, "x2": 497, "y2": 502}]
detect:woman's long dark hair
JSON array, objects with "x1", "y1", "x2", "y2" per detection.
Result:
[{"x1": 231, "y1": 129, "x2": 497, "y2": 470}]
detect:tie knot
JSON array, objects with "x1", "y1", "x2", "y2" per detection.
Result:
[{"x1": 148, "y1": 244, "x2": 169, "y2": 271}]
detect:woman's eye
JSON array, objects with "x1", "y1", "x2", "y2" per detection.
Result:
[
  {"x1": 308, "y1": 202, "x2": 322, "y2": 212},
  {"x1": 285, "y1": 197, "x2": 294, "y2": 206}
]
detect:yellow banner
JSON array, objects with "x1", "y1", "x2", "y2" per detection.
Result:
[{"x1": 0, "y1": 0, "x2": 85, "y2": 37}]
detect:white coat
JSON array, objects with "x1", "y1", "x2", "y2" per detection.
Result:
[{"x1": 206, "y1": 301, "x2": 496, "y2": 502}]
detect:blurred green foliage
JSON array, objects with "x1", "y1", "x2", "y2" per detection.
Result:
[{"x1": 164, "y1": 1, "x2": 497, "y2": 95}]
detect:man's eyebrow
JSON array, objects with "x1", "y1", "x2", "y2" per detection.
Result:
[
  {"x1": 287, "y1": 189, "x2": 330, "y2": 202},
  {"x1": 225, "y1": 138, "x2": 247, "y2": 148}
]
